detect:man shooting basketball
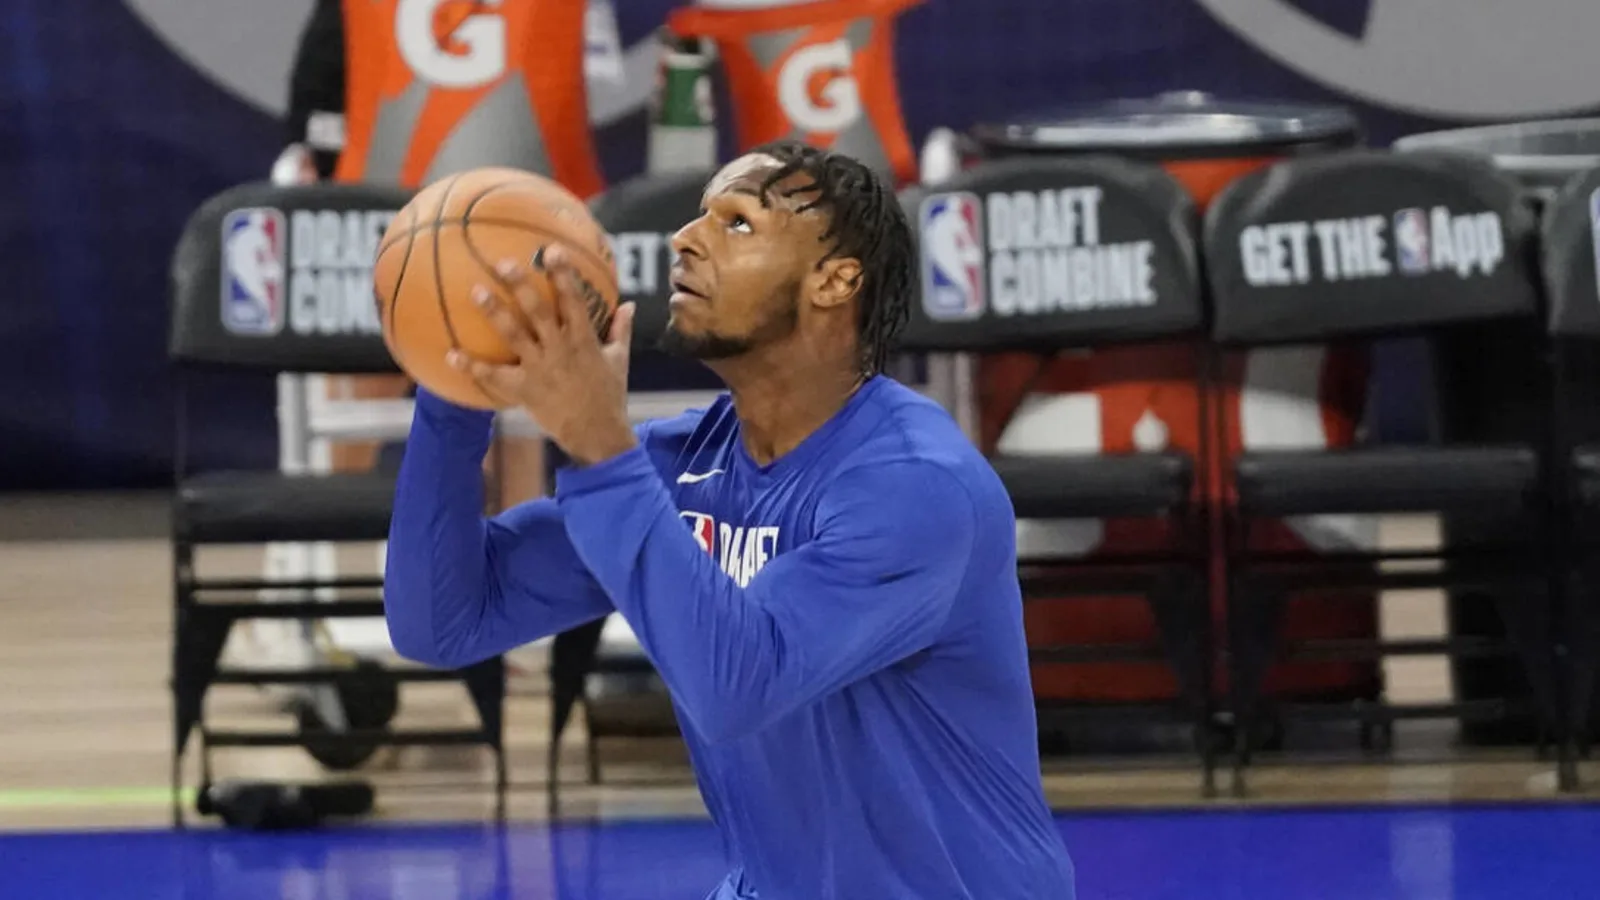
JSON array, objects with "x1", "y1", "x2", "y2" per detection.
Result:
[{"x1": 384, "y1": 141, "x2": 1076, "y2": 899}]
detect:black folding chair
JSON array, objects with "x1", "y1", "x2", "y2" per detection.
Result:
[
  {"x1": 1537, "y1": 164, "x2": 1600, "y2": 782},
  {"x1": 168, "y1": 180, "x2": 506, "y2": 823},
  {"x1": 901, "y1": 156, "x2": 1218, "y2": 794},
  {"x1": 1203, "y1": 148, "x2": 1565, "y2": 795}
]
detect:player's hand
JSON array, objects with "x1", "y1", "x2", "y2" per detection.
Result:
[{"x1": 448, "y1": 248, "x2": 638, "y2": 467}]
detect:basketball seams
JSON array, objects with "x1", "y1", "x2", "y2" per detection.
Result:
[
  {"x1": 378, "y1": 204, "x2": 422, "y2": 359},
  {"x1": 455, "y1": 220, "x2": 527, "y2": 326},
  {"x1": 457, "y1": 180, "x2": 613, "y2": 276},
  {"x1": 460, "y1": 179, "x2": 539, "y2": 221},
  {"x1": 375, "y1": 216, "x2": 614, "y2": 277},
  {"x1": 430, "y1": 173, "x2": 470, "y2": 351},
  {"x1": 457, "y1": 221, "x2": 618, "y2": 339},
  {"x1": 454, "y1": 180, "x2": 553, "y2": 337}
]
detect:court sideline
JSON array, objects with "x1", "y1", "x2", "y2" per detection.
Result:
[{"x1": 0, "y1": 491, "x2": 1590, "y2": 835}]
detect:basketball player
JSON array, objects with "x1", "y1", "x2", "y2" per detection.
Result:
[{"x1": 384, "y1": 141, "x2": 1076, "y2": 898}]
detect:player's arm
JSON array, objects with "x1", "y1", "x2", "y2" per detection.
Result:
[
  {"x1": 554, "y1": 451, "x2": 974, "y2": 744},
  {"x1": 383, "y1": 389, "x2": 613, "y2": 668}
]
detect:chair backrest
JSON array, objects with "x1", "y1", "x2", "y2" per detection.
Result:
[
  {"x1": 1541, "y1": 165, "x2": 1600, "y2": 339},
  {"x1": 897, "y1": 156, "x2": 1202, "y2": 353},
  {"x1": 589, "y1": 168, "x2": 717, "y2": 352},
  {"x1": 1204, "y1": 149, "x2": 1540, "y2": 346},
  {"x1": 169, "y1": 181, "x2": 412, "y2": 373}
]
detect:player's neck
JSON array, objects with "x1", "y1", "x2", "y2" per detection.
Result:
[{"x1": 720, "y1": 356, "x2": 866, "y2": 467}]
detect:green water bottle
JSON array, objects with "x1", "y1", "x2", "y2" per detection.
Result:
[{"x1": 648, "y1": 32, "x2": 718, "y2": 174}]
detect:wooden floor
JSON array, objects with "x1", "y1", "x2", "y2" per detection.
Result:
[{"x1": 0, "y1": 493, "x2": 1592, "y2": 833}]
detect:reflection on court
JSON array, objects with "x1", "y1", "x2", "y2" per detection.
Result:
[{"x1": 5, "y1": 804, "x2": 1598, "y2": 899}]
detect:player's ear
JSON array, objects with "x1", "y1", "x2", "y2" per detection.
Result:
[{"x1": 810, "y1": 257, "x2": 863, "y2": 311}]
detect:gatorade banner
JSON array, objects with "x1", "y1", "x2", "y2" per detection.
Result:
[
  {"x1": 669, "y1": 0, "x2": 922, "y2": 185},
  {"x1": 1205, "y1": 150, "x2": 1538, "y2": 344},
  {"x1": 336, "y1": 0, "x2": 605, "y2": 197}
]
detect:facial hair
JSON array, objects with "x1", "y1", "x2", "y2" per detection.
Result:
[{"x1": 659, "y1": 279, "x2": 801, "y2": 361}]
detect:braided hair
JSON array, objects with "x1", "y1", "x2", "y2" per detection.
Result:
[{"x1": 749, "y1": 140, "x2": 915, "y2": 378}]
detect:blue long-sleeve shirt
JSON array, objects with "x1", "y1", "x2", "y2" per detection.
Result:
[{"x1": 385, "y1": 376, "x2": 1075, "y2": 899}]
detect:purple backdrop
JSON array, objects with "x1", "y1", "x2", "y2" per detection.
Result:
[{"x1": 3, "y1": 0, "x2": 1596, "y2": 489}]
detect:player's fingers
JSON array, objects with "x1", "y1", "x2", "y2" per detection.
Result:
[
  {"x1": 446, "y1": 350, "x2": 525, "y2": 402},
  {"x1": 536, "y1": 246, "x2": 587, "y2": 329},
  {"x1": 492, "y1": 254, "x2": 541, "y2": 314},
  {"x1": 501, "y1": 255, "x2": 562, "y2": 345},
  {"x1": 470, "y1": 284, "x2": 537, "y2": 354},
  {"x1": 601, "y1": 302, "x2": 635, "y2": 385},
  {"x1": 606, "y1": 301, "x2": 635, "y2": 349}
]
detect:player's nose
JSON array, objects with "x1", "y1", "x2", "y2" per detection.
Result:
[{"x1": 670, "y1": 218, "x2": 707, "y2": 261}]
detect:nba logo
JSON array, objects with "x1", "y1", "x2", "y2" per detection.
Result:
[
  {"x1": 919, "y1": 192, "x2": 986, "y2": 321},
  {"x1": 220, "y1": 207, "x2": 287, "y2": 336},
  {"x1": 680, "y1": 511, "x2": 716, "y2": 556},
  {"x1": 1393, "y1": 208, "x2": 1431, "y2": 276}
]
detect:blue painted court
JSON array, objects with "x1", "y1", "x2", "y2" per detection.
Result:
[{"x1": 5, "y1": 803, "x2": 1598, "y2": 899}]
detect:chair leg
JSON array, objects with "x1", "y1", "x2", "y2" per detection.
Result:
[
  {"x1": 1488, "y1": 579, "x2": 1565, "y2": 767},
  {"x1": 170, "y1": 623, "x2": 184, "y2": 829},
  {"x1": 549, "y1": 621, "x2": 605, "y2": 788},
  {"x1": 172, "y1": 595, "x2": 230, "y2": 818},
  {"x1": 170, "y1": 542, "x2": 193, "y2": 829},
  {"x1": 1561, "y1": 568, "x2": 1599, "y2": 790},
  {"x1": 200, "y1": 732, "x2": 214, "y2": 797},
  {"x1": 495, "y1": 745, "x2": 508, "y2": 823},
  {"x1": 1198, "y1": 603, "x2": 1218, "y2": 800},
  {"x1": 585, "y1": 698, "x2": 602, "y2": 786},
  {"x1": 1227, "y1": 573, "x2": 1285, "y2": 798},
  {"x1": 170, "y1": 747, "x2": 184, "y2": 829},
  {"x1": 1145, "y1": 569, "x2": 1215, "y2": 797},
  {"x1": 547, "y1": 735, "x2": 562, "y2": 817},
  {"x1": 459, "y1": 657, "x2": 511, "y2": 814}
]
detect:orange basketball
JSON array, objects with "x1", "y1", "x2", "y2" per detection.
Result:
[{"x1": 373, "y1": 167, "x2": 619, "y2": 410}]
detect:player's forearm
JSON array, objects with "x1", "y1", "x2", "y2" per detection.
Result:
[
  {"x1": 384, "y1": 389, "x2": 501, "y2": 666},
  {"x1": 387, "y1": 391, "x2": 616, "y2": 666},
  {"x1": 380, "y1": 391, "x2": 536, "y2": 668}
]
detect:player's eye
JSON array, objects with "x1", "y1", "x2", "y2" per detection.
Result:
[{"x1": 729, "y1": 214, "x2": 753, "y2": 234}]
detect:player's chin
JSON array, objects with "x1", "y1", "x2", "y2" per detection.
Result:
[
  {"x1": 657, "y1": 318, "x2": 702, "y2": 355},
  {"x1": 663, "y1": 304, "x2": 702, "y2": 337},
  {"x1": 665, "y1": 292, "x2": 714, "y2": 331},
  {"x1": 658, "y1": 321, "x2": 751, "y2": 361}
]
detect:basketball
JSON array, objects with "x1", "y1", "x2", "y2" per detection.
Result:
[{"x1": 373, "y1": 167, "x2": 620, "y2": 410}]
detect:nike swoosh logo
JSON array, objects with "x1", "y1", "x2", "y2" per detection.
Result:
[{"x1": 676, "y1": 469, "x2": 725, "y2": 485}]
